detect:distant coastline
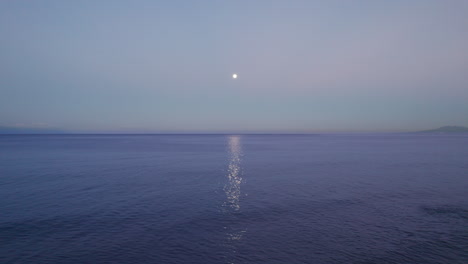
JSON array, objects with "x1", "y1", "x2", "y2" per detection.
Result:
[{"x1": 417, "y1": 126, "x2": 468, "y2": 133}]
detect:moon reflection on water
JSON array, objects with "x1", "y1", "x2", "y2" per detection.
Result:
[
  {"x1": 224, "y1": 135, "x2": 243, "y2": 211},
  {"x1": 222, "y1": 135, "x2": 246, "y2": 263}
]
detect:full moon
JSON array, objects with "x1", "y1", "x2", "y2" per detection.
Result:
[{"x1": 232, "y1": 73, "x2": 238, "y2": 79}]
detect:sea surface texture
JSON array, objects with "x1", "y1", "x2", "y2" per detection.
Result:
[{"x1": 1, "y1": 134, "x2": 467, "y2": 263}]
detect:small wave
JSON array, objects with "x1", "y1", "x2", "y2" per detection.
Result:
[{"x1": 421, "y1": 205, "x2": 468, "y2": 220}]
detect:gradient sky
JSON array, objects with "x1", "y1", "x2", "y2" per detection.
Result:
[{"x1": 1, "y1": 0, "x2": 467, "y2": 132}]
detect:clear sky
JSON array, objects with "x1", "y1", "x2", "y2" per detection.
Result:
[{"x1": 1, "y1": 0, "x2": 467, "y2": 133}]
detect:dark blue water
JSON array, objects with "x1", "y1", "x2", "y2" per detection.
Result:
[{"x1": 1, "y1": 134, "x2": 467, "y2": 263}]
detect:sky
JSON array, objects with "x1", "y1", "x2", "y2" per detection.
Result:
[{"x1": 1, "y1": 0, "x2": 467, "y2": 133}]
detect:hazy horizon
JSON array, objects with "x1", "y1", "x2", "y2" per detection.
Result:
[
  {"x1": 1, "y1": 1, "x2": 468, "y2": 133},
  {"x1": 1, "y1": 124, "x2": 467, "y2": 134}
]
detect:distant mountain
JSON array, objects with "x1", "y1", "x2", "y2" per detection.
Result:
[
  {"x1": 418, "y1": 126, "x2": 468, "y2": 133},
  {"x1": 0, "y1": 126, "x2": 65, "y2": 134}
]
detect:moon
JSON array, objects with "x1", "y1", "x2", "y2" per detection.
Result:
[{"x1": 232, "y1": 73, "x2": 238, "y2": 79}]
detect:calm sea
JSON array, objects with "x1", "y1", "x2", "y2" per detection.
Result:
[{"x1": 1, "y1": 134, "x2": 467, "y2": 263}]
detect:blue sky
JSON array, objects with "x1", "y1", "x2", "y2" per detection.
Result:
[{"x1": 1, "y1": 0, "x2": 467, "y2": 132}]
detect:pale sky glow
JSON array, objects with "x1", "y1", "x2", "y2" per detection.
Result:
[{"x1": 0, "y1": 1, "x2": 467, "y2": 133}]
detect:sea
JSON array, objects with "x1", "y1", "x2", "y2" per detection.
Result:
[{"x1": 1, "y1": 134, "x2": 467, "y2": 263}]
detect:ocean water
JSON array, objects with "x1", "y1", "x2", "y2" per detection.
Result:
[{"x1": 0, "y1": 134, "x2": 467, "y2": 264}]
